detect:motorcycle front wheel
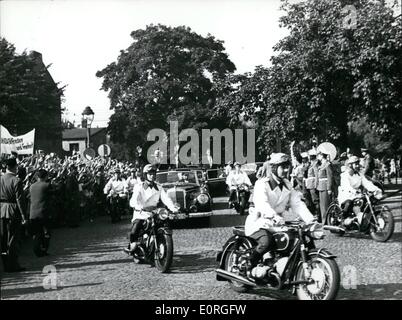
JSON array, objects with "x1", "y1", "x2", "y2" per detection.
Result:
[
  {"x1": 370, "y1": 205, "x2": 394, "y2": 242},
  {"x1": 154, "y1": 231, "x2": 173, "y2": 273},
  {"x1": 295, "y1": 256, "x2": 340, "y2": 300}
]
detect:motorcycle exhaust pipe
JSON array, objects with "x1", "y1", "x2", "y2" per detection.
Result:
[
  {"x1": 216, "y1": 269, "x2": 257, "y2": 287},
  {"x1": 323, "y1": 225, "x2": 346, "y2": 234}
]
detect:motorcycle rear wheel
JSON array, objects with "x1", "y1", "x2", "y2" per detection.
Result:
[
  {"x1": 154, "y1": 232, "x2": 173, "y2": 273},
  {"x1": 370, "y1": 205, "x2": 394, "y2": 242},
  {"x1": 224, "y1": 243, "x2": 253, "y2": 293},
  {"x1": 295, "y1": 256, "x2": 340, "y2": 300}
]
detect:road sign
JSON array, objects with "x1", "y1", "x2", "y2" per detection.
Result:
[
  {"x1": 98, "y1": 144, "x2": 111, "y2": 157},
  {"x1": 83, "y1": 148, "x2": 96, "y2": 160}
]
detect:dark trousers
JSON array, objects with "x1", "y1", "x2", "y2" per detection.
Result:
[
  {"x1": 308, "y1": 189, "x2": 319, "y2": 217},
  {"x1": 229, "y1": 190, "x2": 236, "y2": 202},
  {"x1": 0, "y1": 218, "x2": 22, "y2": 270},
  {"x1": 229, "y1": 189, "x2": 251, "y2": 204},
  {"x1": 129, "y1": 219, "x2": 145, "y2": 243},
  {"x1": 249, "y1": 229, "x2": 274, "y2": 265},
  {"x1": 318, "y1": 190, "x2": 330, "y2": 223},
  {"x1": 30, "y1": 218, "x2": 50, "y2": 257},
  {"x1": 341, "y1": 200, "x2": 354, "y2": 216}
]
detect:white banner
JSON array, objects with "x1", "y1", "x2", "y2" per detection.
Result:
[{"x1": 0, "y1": 125, "x2": 35, "y2": 155}]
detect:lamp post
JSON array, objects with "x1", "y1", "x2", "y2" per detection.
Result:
[{"x1": 82, "y1": 106, "x2": 95, "y2": 148}]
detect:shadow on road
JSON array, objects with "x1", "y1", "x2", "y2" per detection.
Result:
[
  {"x1": 1, "y1": 282, "x2": 102, "y2": 299},
  {"x1": 338, "y1": 283, "x2": 402, "y2": 300},
  {"x1": 335, "y1": 232, "x2": 402, "y2": 243},
  {"x1": 171, "y1": 215, "x2": 247, "y2": 230},
  {"x1": 170, "y1": 253, "x2": 217, "y2": 274},
  {"x1": 56, "y1": 258, "x2": 132, "y2": 270}
]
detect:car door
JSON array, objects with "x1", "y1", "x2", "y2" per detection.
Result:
[{"x1": 205, "y1": 168, "x2": 228, "y2": 198}]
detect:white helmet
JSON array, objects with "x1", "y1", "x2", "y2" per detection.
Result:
[
  {"x1": 347, "y1": 156, "x2": 360, "y2": 165},
  {"x1": 143, "y1": 164, "x2": 156, "y2": 174},
  {"x1": 301, "y1": 152, "x2": 309, "y2": 158},
  {"x1": 269, "y1": 153, "x2": 290, "y2": 165}
]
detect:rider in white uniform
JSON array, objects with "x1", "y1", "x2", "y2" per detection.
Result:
[
  {"x1": 124, "y1": 164, "x2": 179, "y2": 253},
  {"x1": 245, "y1": 153, "x2": 315, "y2": 268},
  {"x1": 337, "y1": 156, "x2": 382, "y2": 226}
]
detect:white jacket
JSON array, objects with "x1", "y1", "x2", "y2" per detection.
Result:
[
  {"x1": 245, "y1": 177, "x2": 314, "y2": 236},
  {"x1": 226, "y1": 171, "x2": 252, "y2": 190},
  {"x1": 103, "y1": 178, "x2": 128, "y2": 196},
  {"x1": 129, "y1": 182, "x2": 176, "y2": 220},
  {"x1": 337, "y1": 171, "x2": 381, "y2": 204}
]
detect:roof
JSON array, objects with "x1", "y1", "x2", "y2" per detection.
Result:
[{"x1": 62, "y1": 127, "x2": 106, "y2": 140}]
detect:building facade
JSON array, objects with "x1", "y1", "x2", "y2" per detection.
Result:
[{"x1": 62, "y1": 127, "x2": 109, "y2": 156}]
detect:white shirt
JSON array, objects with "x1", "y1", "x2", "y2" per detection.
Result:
[
  {"x1": 129, "y1": 182, "x2": 177, "y2": 220},
  {"x1": 337, "y1": 171, "x2": 381, "y2": 204},
  {"x1": 245, "y1": 177, "x2": 314, "y2": 236},
  {"x1": 103, "y1": 178, "x2": 128, "y2": 196},
  {"x1": 126, "y1": 177, "x2": 138, "y2": 192},
  {"x1": 226, "y1": 170, "x2": 252, "y2": 190},
  {"x1": 224, "y1": 165, "x2": 233, "y2": 176}
]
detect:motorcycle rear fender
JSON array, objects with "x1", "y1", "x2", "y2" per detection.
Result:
[
  {"x1": 158, "y1": 227, "x2": 172, "y2": 236},
  {"x1": 308, "y1": 248, "x2": 337, "y2": 259}
]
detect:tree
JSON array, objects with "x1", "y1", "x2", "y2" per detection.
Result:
[
  {"x1": 0, "y1": 38, "x2": 64, "y2": 138},
  {"x1": 96, "y1": 24, "x2": 236, "y2": 160},
  {"x1": 216, "y1": 0, "x2": 402, "y2": 155}
]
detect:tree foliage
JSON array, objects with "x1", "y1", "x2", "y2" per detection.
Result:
[
  {"x1": 215, "y1": 0, "x2": 402, "y2": 154},
  {"x1": 96, "y1": 24, "x2": 236, "y2": 160},
  {"x1": 0, "y1": 38, "x2": 64, "y2": 136}
]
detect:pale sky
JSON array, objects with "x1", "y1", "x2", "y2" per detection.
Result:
[{"x1": 0, "y1": 0, "x2": 289, "y2": 127}]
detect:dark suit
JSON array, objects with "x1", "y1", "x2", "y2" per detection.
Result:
[
  {"x1": 316, "y1": 162, "x2": 334, "y2": 223},
  {"x1": 29, "y1": 180, "x2": 51, "y2": 256},
  {"x1": 29, "y1": 181, "x2": 50, "y2": 220},
  {"x1": 65, "y1": 174, "x2": 80, "y2": 227},
  {"x1": 0, "y1": 172, "x2": 26, "y2": 270}
]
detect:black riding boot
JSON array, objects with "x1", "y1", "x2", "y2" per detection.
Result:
[{"x1": 248, "y1": 250, "x2": 262, "y2": 268}]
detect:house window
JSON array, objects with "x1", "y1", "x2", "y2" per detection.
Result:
[{"x1": 69, "y1": 143, "x2": 79, "y2": 152}]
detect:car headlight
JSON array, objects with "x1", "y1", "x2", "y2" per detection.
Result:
[
  {"x1": 197, "y1": 193, "x2": 209, "y2": 204},
  {"x1": 157, "y1": 208, "x2": 169, "y2": 220}
]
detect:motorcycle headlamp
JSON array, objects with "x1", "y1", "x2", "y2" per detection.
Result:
[
  {"x1": 309, "y1": 223, "x2": 325, "y2": 240},
  {"x1": 157, "y1": 208, "x2": 169, "y2": 220},
  {"x1": 197, "y1": 193, "x2": 209, "y2": 204}
]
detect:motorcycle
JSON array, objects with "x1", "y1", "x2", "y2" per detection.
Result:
[
  {"x1": 107, "y1": 191, "x2": 128, "y2": 223},
  {"x1": 326, "y1": 191, "x2": 394, "y2": 242},
  {"x1": 129, "y1": 208, "x2": 178, "y2": 273},
  {"x1": 216, "y1": 221, "x2": 341, "y2": 300},
  {"x1": 230, "y1": 184, "x2": 251, "y2": 216}
]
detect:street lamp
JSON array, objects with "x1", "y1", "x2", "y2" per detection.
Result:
[{"x1": 82, "y1": 106, "x2": 95, "y2": 148}]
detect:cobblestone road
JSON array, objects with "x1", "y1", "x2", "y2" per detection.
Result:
[{"x1": 1, "y1": 186, "x2": 401, "y2": 300}]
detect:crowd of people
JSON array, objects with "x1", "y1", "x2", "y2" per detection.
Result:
[
  {"x1": 0, "y1": 151, "x2": 147, "y2": 272},
  {"x1": 0, "y1": 144, "x2": 400, "y2": 273},
  {"x1": 224, "y1": 145, "x2": 401, "y2": 225}
]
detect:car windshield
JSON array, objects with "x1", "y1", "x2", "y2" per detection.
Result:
[{"x1": 156, "y1": 171, "x2": 198, "y2": 184}]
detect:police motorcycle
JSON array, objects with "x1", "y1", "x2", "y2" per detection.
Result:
[
  {"x1": 129, "y1": 206, "x2": 180, "y2": 273},
  {"x1": 232, "y1": 184, "x2": 252, "y2": 216},
  {"x1": 216, "y1": 217, "x2": 341, "y2": 300},
  {"x1": 107, "y1": 189, "x2": 128, "y2": 223},
  {"x1": 326, "y1": 190, "x2": 394, "y2": 242}
]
